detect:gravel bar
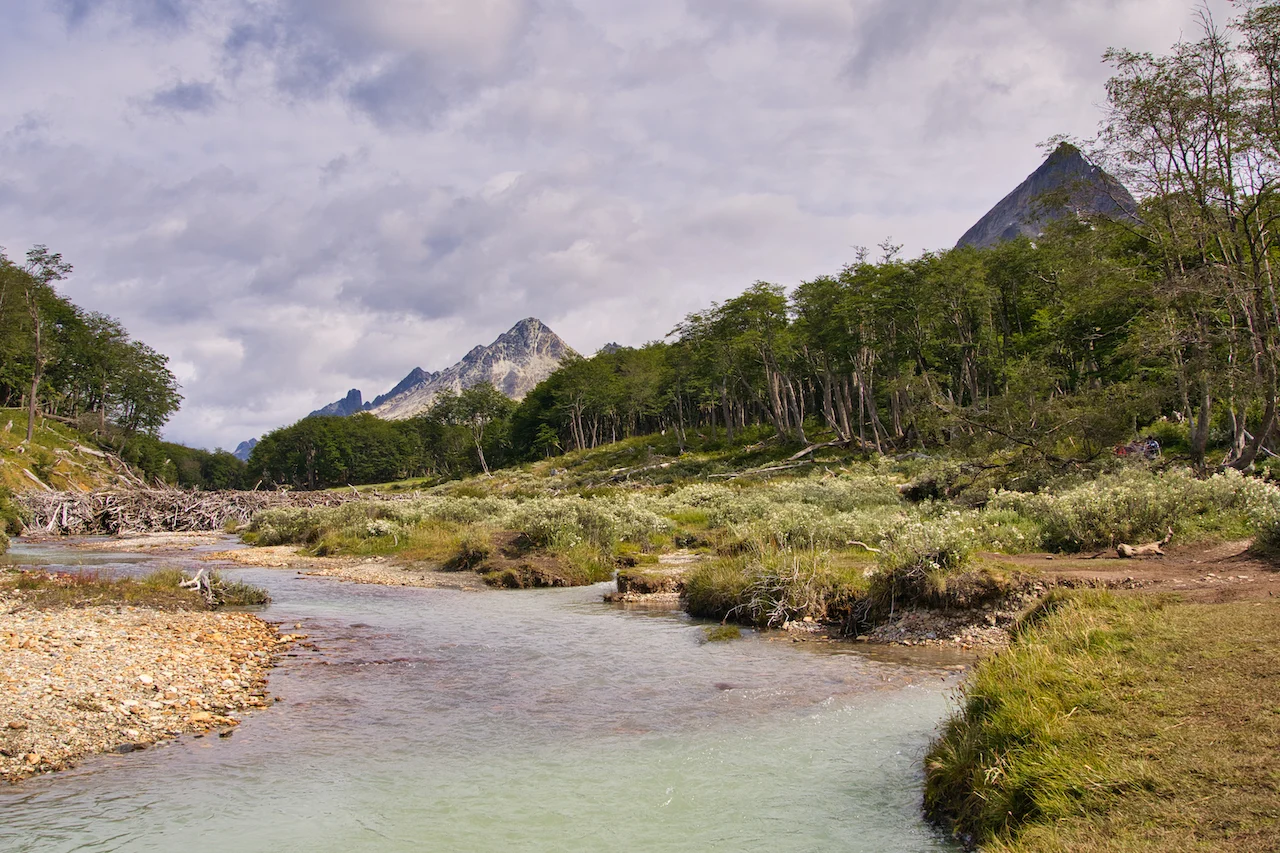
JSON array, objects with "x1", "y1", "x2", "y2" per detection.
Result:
[{"x1": 0, "y1": 592, "x2": 295, "y2": 783}]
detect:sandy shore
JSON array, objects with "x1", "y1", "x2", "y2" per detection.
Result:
[{"x1": 0, "y1": 592, "x2": 297, "y2": 783}]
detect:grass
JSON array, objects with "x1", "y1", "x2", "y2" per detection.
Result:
[
  {"x1": 702, "y1": 624, "x2": 742, "y2": 642},
  {"x1": 0, "y1": 407, "x2": 127, "y2": 493},
  {"x1": 244, "y1": 449, "x2": 1280, "y2": 612},
  {"x1": 1, "y1": 567, "x2": 269, "y2": 610},
  {"x1": 684, "y1": 544, "x2": 875, "y2": 629},
  {"x1": 924, "y1": 591, "x2": 1280, "y2": 852}
]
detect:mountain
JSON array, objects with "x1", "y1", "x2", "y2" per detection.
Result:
[
  {"x1": 309, "y1": 388, "x2": 367, "y2": 418},
  {"x1": 956, "y1": 142, "x2": 1138, "y2": 249},
  {"x1": 372, "y1": 318, "x2": 576, "y2": 420},
  {"x1": 232, "y1": 438, "x2": 258, "y2": 462},
  {"x1": 369, "y1": 367, "x2": 438, "y2": 410}
]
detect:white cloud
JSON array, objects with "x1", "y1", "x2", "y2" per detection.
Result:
[{"x1": 0, "y1": 0, "x2": 1234, "y2": 449}]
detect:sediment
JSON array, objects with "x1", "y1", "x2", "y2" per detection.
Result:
[{"x1": 0, "y1": 592, "x2": 296, "y2": 783}]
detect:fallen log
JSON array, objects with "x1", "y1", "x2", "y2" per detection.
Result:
[{"x1": 1116, "y1": 528, "x2": 1173, "y2": 559}]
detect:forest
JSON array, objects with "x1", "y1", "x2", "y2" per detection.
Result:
[
  {"x1": 0, "y1": 246, "x2": 243, "y2": 487},
  {"x1": 242, "y1": 6, "x2": 1280, "y2": 489},
  {"x1": 246, "y1": 4, "x2": 1280, "y2": 489}
]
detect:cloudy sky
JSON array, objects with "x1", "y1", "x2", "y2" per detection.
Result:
[{"x1": 0, "y1": 0, "x2": 1229, "y2": 450}]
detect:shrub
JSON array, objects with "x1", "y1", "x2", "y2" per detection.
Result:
[
  {"x1": 989, "y1": 468, "x2": 1280, "y2": 551},
  {"x1": 509, "y1": 497, "x2": 671, "y2": 549},
  {"x1": 871, "y1": 516, "x2": 975, "y2": 610},
  {"x1": 444, "y1": 530, "x2": 492, "y2": 570},
  {"x1": 0, "y1": 486, "x2": 29, "y2": 536},
  {"x1": 209, "y1": 573, "x2": 271, "y2": 607}
]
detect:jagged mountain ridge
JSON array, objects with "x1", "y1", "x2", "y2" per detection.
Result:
[
  {"x1": 956, "y1": 142, "x2": 1138, "y2": 249},
  {"x1": 307, "y1": 367, "x2": 444, "y2": 419},
  {"x1": 232, "y1": 438, "x2": 257, "y2": 462},
  {"x1": 370, "y1": 367, "x2": 438, "y2": 410},
  {"x1": 309, "y1": 388, "x2": 367, "y2": 418},
  {"x1": 306, "y1": 318, "x2": 575, "y2": 424},
  {"x1": 372, "y1": 318, "x2": 576, "y2": 420}
]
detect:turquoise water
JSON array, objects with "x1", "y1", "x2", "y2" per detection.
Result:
[{"x1": 0, "y1": 539, "x2": 962, "y2": 853}]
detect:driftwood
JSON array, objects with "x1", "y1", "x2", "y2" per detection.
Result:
[
  {"x1": 1116, "y1": 528, "x2": 1173, "y2": 559},
  {"x1": 179, "y1": 568, "x2": 216, "y2": 605},
  {"x1": 707, "y1": 461, "x2": 815, "y2": 479},
  {"x1": 14, "y1": 488, "x2": 386, "y2": 536}
]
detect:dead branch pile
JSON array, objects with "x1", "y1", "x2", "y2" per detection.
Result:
[{"x1": 15, "y1": 488, "x2": 383, "y2": 535}]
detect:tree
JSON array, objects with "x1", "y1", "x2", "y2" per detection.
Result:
[
  {"x1": 432, "y1": 382, "x2": 515, "y2": 475},
  {"x1": 3, "y1": 247, "x2": 72, "y2": 442},
  {"x1": 1098, "y1": 5, "x2": 1280, "y2": 467}
]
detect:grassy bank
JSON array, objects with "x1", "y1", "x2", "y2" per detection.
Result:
[
  {"x1": 924, "y1": 591, "x2": 1280, "y2": 851},
  {"x1": 257, "y1": 454, "x2": 1280, "y2": 613},
  {"x1": 0, "y1": 407, "x2": 135, "y2": 494},
  {"x1": 1, "y1": 568, "x2": 269, "y2": 610}
]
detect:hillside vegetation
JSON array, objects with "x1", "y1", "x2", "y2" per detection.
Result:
[{"x1": 0, "y1": 407, "x2": 137, "y2": 494}]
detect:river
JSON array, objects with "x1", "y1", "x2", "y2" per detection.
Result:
[{"x1": 0, "y1": 538, "x2": 963, "y2": 853}]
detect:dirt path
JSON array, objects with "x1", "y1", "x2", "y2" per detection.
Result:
[{"x1": 980, "y1": 539, "x2": 1279, "y2": 604}]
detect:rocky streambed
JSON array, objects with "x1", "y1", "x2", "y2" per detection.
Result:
[{"x1": 0, "y1": 592, "x2": 294, "y2": 782}]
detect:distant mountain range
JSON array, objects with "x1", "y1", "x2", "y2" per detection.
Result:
[
  {"x1": 232, "y1": 438, "x2": 257, "y2": 462},
  {"x1": 956, "y1": 142, "x2": 1138, "y2": 249},
  {"x1": 309, "y1": 317, "x2": 575, "y2": 423}
]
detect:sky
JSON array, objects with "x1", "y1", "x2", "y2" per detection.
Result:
[{"x1": 0, "y1": 0, "x2": 1232, "y2": 451}]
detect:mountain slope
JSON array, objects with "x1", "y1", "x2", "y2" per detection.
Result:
[
  {"x1": 0, "y1": 408, "x2": 142, "y2": 493},
  {"x1": 957, "y1": 143, "x2": 1138, "y2": 249},
  {"x1": 372, "y1": 318, "x2": 576, "y2": 420},
  {"x1": 309, "y1": 389, "x2": 367, "y2": 419},
  {"x1": 369, "y1": 367, "x2": 438, "y2": 410}
]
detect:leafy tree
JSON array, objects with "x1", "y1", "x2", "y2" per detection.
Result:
[{"x1": 432, "y1": 382, "x2": 515, "y2": 475}]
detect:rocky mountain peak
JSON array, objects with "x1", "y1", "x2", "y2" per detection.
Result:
[
  {"x1": 956, "y1": 142, "x2": 1138, "y2": 249},
  {"x1": 367, "y1": 318, "x2": 576, "y2": 420},
  {"x1": 308, "y1": 388, "x2": 365, "y2": 419}
]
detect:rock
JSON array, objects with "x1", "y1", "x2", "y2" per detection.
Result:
[
  {"x1": 7, "y1": 720, "x2": 28, "y2": 730},
  {"x1": 189, "y1": 711, "x2": 213, "y2": 724}
]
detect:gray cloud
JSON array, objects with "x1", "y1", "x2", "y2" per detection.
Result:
[
  {"x1": 0, "y1": 0, "x2": 1234, "y2": 449},
  {"x1": 54, "y1": 0, "x2": 194, "y2": 31},
  {"x1": 143, "y1": 79, "x2": 220, "y2": 114},
  {"x1": 220, "y1": 0, "x2": 536, "y2": 128}
]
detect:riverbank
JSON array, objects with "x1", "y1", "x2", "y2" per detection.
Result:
[
  {"x1": 924, "y1": 589, "x2": 1280, "y2": 851},
  {"x1": 0, "y1": 587, "x2": 291, "y2": 783}
]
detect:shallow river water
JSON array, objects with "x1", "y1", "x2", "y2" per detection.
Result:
[{"x1": 1, "y1": 539, "x2": 963, "y2": 853}]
